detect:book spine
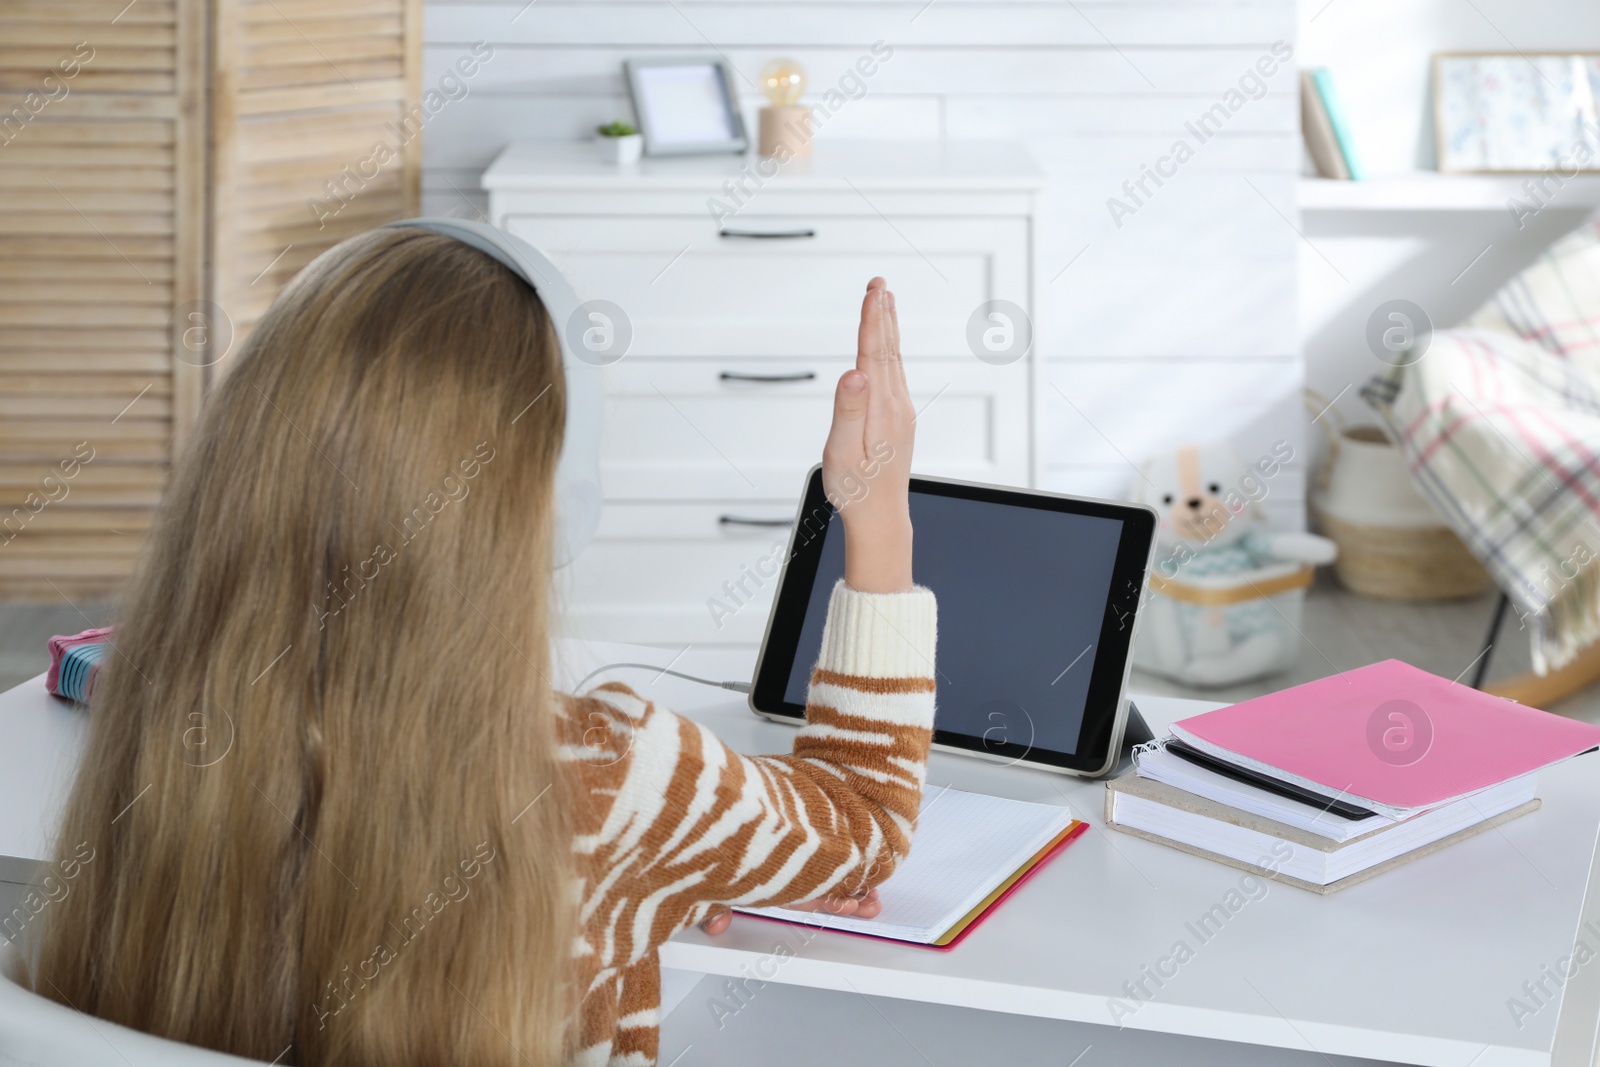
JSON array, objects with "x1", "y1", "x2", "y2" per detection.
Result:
[
  {"x1": 1300, "y1": 69, "x2": 1350, "y2": 179},
  {"x1": 1313, "y1": 68, "x2": 1364, "y2": 181}
]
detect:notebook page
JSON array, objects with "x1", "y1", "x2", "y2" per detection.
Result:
[{"x1": 736, "y1": 787, "x2": 1076, "y2": 943}]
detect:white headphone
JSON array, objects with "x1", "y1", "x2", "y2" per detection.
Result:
[{"x1": 384, "y1": 218, "x2": 604, "y2": 567}]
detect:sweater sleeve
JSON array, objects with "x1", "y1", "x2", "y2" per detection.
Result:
[{"x1": 561, "y1": 580, "x2": 937, "y2": 963}]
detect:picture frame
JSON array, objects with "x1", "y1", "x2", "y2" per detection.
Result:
[
  {"x1": 624, "y1": 57, "x2": 748, "y2": 157},
  {"x1": 1433, "y1": 52, "x2": 1600, "y2": 173}
]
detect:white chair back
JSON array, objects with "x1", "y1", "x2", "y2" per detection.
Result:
[{"x1": 0, "y1": 940, "x2": 272, "y2": 1066}]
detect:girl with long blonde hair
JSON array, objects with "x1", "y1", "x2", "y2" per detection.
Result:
[{"x1": 29, "y1": 225, "x2": 936, "y2": 1067}]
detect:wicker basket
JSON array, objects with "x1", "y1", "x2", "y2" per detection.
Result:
[
  {"x1": 1312, "y1": 507, "x2": 1491, "y2": 600},
  {"x1": 1307, "y1": 404, "x2": 1493, "y2": 601}
]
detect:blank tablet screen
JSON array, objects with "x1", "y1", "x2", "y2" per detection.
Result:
[{"x1": 780, "y1": 490, "x2": 1127, "y2": 758}]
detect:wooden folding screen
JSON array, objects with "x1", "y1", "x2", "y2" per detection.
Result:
[{"x1": 0, "y1": 0, "x2": 420, "y2": 601}]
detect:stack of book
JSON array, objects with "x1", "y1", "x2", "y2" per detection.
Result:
[{"x1": 1106, "y1": 660, "x2": 1600, "y2": 893}]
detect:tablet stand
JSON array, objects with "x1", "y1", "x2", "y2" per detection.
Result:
[{"x1": 1108, "y1": 701, "x2": 1154, "y2": 778}]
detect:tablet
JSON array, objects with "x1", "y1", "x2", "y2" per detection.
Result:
[{"x1": 750, "y1": 468, "x2": 1159, "y2": 777}]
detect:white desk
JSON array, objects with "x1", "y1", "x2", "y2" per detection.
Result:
[{"x1": 5, "y1": 640, "x2": 1600, "y2": 1067}]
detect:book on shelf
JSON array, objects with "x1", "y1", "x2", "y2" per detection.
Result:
[
  {"x1": 1310, "y1": 67, "x2": 1365, "y2": 180},
  {"x1": 1300, "y1": 69, "x2": 1349, "y2": 179}
]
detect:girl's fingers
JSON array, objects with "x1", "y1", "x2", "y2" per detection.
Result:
[
  {"x1": 885, "y1": 288, "x2": 902, "y2": 364},
  {"x1": 857, "y1": 278, "x2": 891, "y2": 374},
  {"x1": 700, "y1": 907, "x2": 733, "y2": 935},
  {"x1": 824, "y1": 370, "x2": 870, "y2": 469},
  {"x1": 882, "y1": 288, "x2": 910, "y2": 403},
  {"x1": 787, "y1": 887, "x2": 882, "y2": 916}
]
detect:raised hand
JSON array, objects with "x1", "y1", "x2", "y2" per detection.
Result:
[{"x1": 820, "y1": 277, "x2": 915, "y2": 594}]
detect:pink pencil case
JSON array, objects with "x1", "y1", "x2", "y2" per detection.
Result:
[{"x1": 46, "y1": 626, "x2": 114, "y2": 704}]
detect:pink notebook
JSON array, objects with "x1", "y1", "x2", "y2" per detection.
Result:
[{"x1": 1169, "y1": 659, "x2": 1600, "y2": 816}]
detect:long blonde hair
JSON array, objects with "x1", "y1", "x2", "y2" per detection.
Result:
[{"x1": 31, "y1": 226, "x2": 575, "y2": 1066}]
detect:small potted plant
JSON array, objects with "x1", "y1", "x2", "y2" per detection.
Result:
[{"x1": 595, "y1": 120, "x2": 642, "y2": 164}]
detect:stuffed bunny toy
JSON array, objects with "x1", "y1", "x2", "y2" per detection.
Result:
[{"x1": 1130, "y1": 442, "x2": 1336, "y2": 687}]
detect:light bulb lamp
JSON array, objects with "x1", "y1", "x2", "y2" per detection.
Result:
[{"x1": 757, "y1": 59, "x2": 811, "y2": 158}]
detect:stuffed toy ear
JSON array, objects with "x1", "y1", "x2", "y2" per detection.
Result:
[{"x1": 1130, "y1": 460, "x2": 1155, "y2": 505}]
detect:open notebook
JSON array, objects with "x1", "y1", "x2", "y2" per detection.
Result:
[{"x1": 735, "y1": 787, "x2": 1085, "y2": 949}]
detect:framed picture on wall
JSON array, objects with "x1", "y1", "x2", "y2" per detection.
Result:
[
  {"x1": 1433, "y1": 53, "x2": 1600, "y2": 172},
  {"x1": 624, "y1": 57, "x2": 748, "y2": 156}
]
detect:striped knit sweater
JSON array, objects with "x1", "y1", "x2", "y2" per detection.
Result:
[{"x1": 557, "y1": 580, "x2": 938, "y2": 1066}]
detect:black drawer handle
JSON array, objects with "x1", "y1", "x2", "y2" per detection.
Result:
[
  {"x1": 719, "y1": 515, "x2": 793, "y2": 528},
  {"x1": 719, "y1": 228, "x2": 816, "y2": 239},
  {"x1": 718, "y1": 371, "x2": 816, "y2": 384}
]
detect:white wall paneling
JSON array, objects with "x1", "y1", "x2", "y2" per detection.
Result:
[
  {"x1": 488, "y1": 143, "x2": 1039, "y2": 646},
  {"x1": 1039, "y1": 358, "x2": 1307, "y2": 499},
  {"x1": 427, "y1": 0, "x2": 1302, "y2": 644}
]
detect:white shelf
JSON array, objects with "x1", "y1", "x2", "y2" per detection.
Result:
[
  {"x1": 1299, "y1": 174, "x2": 1600, "y2": 211},
  {"x1": 483, "y1": 139, "x2": 1046, "y2": 192}
]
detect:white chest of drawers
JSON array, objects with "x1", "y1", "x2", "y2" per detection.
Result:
[{"x1": 484, "y1": 140, "x2": 1043, "y2": 647}]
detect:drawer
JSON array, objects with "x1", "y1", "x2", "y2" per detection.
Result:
[
  {"x1": 557, "y1": 502, "x2": 799, "y2": 647},
  {"x1": 597, "y1": 358, "x2": 1030, "y2": 499},
  {"x1": 503, "y1": 214, "x2": 1028, "y2": 358}
]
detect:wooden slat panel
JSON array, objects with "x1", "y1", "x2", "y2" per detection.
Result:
[
  {"x1": 0, "y1": 420, "x2": 168, "y2": 443},
  {"x1": 0, "y1": 143, "x2": 175, "y2": 166},
  {"x1": 236, "y1": 57, "x2": 401, "y2": 90},
  {"x1": 238, "y1": 167, "x2": 404, "y2": 209},
  {"x1": 245, "y1": 35, "x2": 402, "y2": 67},
  {"x1": 0, "y1": 70, "x2": 176, "y2": 93},
  {"x1": 0, "y1": 211, "x2": 174, "y2": 236},
  {"x1": 242, "y1": 0, "x2": 395, "y2": 22},
  {"x1": 231, "y1": 240, "x2": 323, "y2": 281},
  {"x1": 0, "y1": 394, "x2": 172, "y2": 420},
  {"x1": 0, "y1": 281, "x2": 174, "y2": 304},
  {"x1": 1, "y1": 507, "x2": 156, "y2": 532},
  {"x1": 1, "y1": 120, "x2": 175, "y2": 145},
  {"x1": 0, "y1": 23, "x2": 174, "y2": 47},
  {"x1": 0, "y1": 540, "x2": 146, "y2": 561},
  {"x1": 245, "y1": 14, "x2": 402, "y2": 44},
  {"x1": 402, "y1": 0, "x2": 421, "y2": 216},
  {"x1": 0, "y1": 555, "x2": 143, "y2": 581},
  {"x1": 0, "y1": 0, "x2": 205, "y2": 597},
  {"x1": 234, "y1": 77, "x2": 407, "y2": 116},
  {"x1": 0, "y1": 325, "x2": 167, "y2": 349},
  {"x1": 0, "y1": 258, "x2": 175, "y2": 282},
  {"x1": 0, "y1": 489, "x2": 162, "y2": 510},
  {"x1": 3, "y1": 189, "x2": 174, "y2": 213},
  {"x1": 0, "y1": 304, "x2": 171, "y2": 328},
  {"x1": 0, "y1": 47, "x2": 176, "y2": 72},
  {"x1": 2, "y1": 528, "x2": 148, "y2": 549},
  {"x1": 237, "y1": 194, "x2": 405, "y2": 246},
  {"x1": 0, "y1": 440, "x2": 168, "y2": 463},
  {"x1": 0, "y1": 167, "x2": 173, "y2": 191},
  {"x1": 0, "y1": 235, "x2": 174, "y2": 259},
  {"x1": 170, "y1": 0, "x2": 204, "y2": 449},
  {"x1": 15, "y1": 94, "x2": 177, "y2": 121},
  {"x1": 0, "y1": 375, "x2": 172, "y2": 396},
  {"x1": 211, "y1": 0, "x2": 418, "y2": 384},
  {"x1": 0, "y1": 352, "x2": 169, "y2": 372},
  {"x1": 239, "y1": 151, "x2": 401, "y2": 187},
  {"x1": 0, "y1": 1, "x2": 174, "y2": 25},
  {"x1": 0, "y1": 464, "x2": 167, "y2": 489},
  {"x1": 0, "y1": 576, "x2": 134, "y2": 602},
  {"x1": 236, "y1": 105, "x2": 404, "y2": 161}
]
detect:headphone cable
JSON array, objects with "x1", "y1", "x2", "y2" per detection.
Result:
[{"x1": 572, "y1": 661, "x2": 753, "y2": 696}]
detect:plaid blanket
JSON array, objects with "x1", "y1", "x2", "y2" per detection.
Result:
[{"x1": 1363, "y1": 218, "x2": 1600, "y2": 675}]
